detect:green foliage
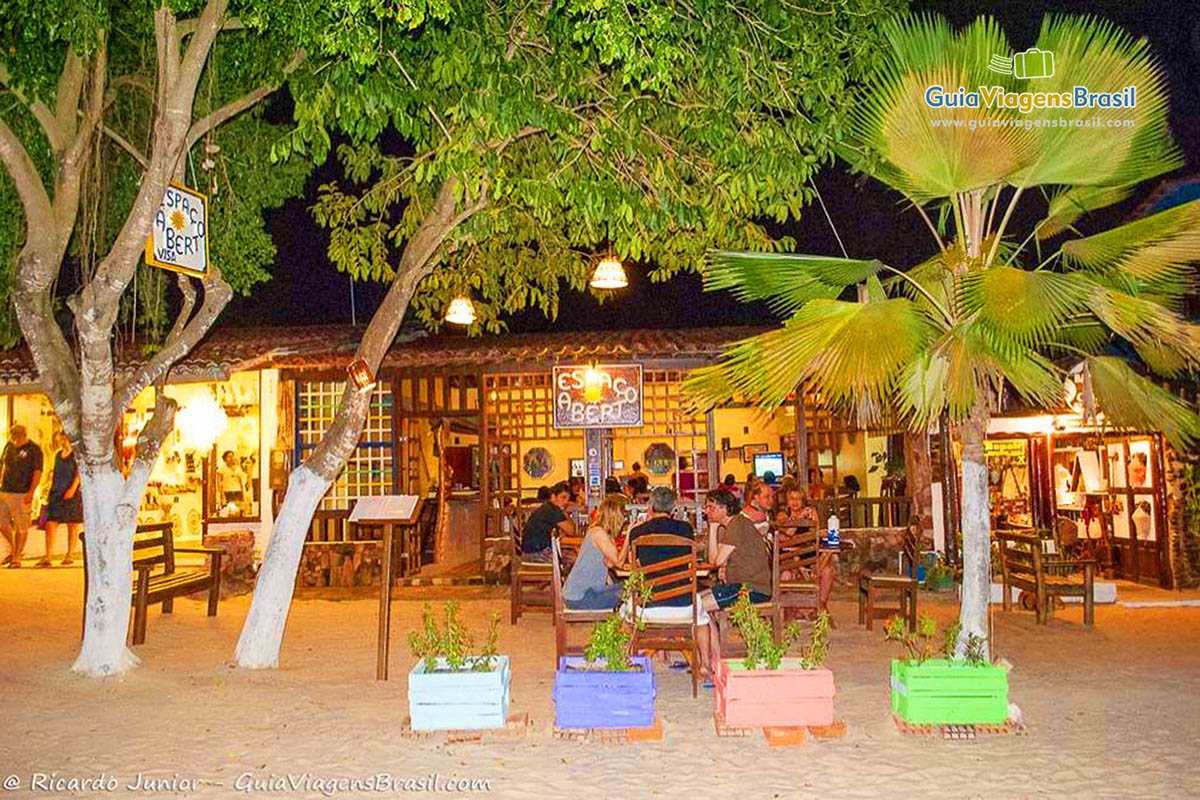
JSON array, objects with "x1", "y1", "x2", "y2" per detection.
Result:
[
  {"x1": 685, "y1": 13, "x2": 1200, "y2": 450},
  {"x1": 885, "y1": 613, "x2": 989, "y2": 665},
  {"x1": 407, "y1": 602, "x2": 501, "y2": 672},
  {"x1": 583, "y1": 568, "x2": 651, "y2": 672},
  {"x1": 296, "y1": 0, "x2": 905, "y2": 333},
  {"x1": 728, "y1": 589, "x2": 830, "y2": 670}
]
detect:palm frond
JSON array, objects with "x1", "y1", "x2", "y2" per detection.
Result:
[
  {"x1": 958, "y1": 266, "x2": 1091, "y2": 348},
  {"x1": 1084, "y1": 287, "x2": 1200, "y2": 371},
  {"x1": 1037, "y1": 184, "x2": 1134, "y2": 240},
  {"x1": 704, "y1": 251, "x2": 886, "y2": 315},
  {"x1": 1087, "y1": 356, "x2": 1200, "y2": 448},
  {"x1": 1061, "y1": 199, "x2": 1200, "y2": 296},
  {"x1": 844, "y1": 16, "x2": 1034, "y2": 201},
  {"x1": 682, "y1": 297, "x2": 933, "y2": 413},
  {"x1": 1010, "y1": 15, "x2": 1181, "y2": 189}
]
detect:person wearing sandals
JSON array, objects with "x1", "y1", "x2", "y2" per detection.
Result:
[
  {"x1": 562, "y1": 493, "x2": 631, "y2": 610},
  {"x1": 37, "y1": 432, "x2": 82, "y2": 567}
]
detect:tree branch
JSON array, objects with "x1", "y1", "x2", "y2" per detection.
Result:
[
  {"x1": 171, "y1": 0, "x2": 229, "y2": 113},
  {"x1": 0, "y1": 118, "x2": 55, "y2": 238},
  {"x1": 184, "y1": 50, "x2": 304, "y2": 153},
  {"x1": 176, "y1": 15, "x2": 244, "y2": 39},
  {"x1": 113, "y1": 265, "x2": 232, "y2": 422},
  {"x1": 124, "y1": 391, "x2": 178, "y2": 503},
  {"x1": 101, "y1": 124, "x2": 148, "y2": 168},
  {"x1": 0, "y1": 64, "x2": 66, "y2": 151}
]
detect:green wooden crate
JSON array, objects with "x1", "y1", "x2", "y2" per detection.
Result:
[{"x1": 890, "y1": 659, "x2": 1008, "y2": 724}]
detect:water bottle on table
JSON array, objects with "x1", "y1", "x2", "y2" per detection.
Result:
[{"x1": 824, "y1": 512, "x2": 840, "y2": 549}]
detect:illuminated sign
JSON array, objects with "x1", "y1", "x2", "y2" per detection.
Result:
[
  {"x1": 985, "y1": 438, "x2": 1027, "y2": 463},
  {"x1": 145, "y1": 183, "x2": 209, "y2": 277},
  {"x1": 553, "y1": 364, "x2": 643, "y2": 429}
]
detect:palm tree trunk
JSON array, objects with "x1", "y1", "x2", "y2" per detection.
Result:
[{"x1": 957, "y1": 401, "x2": 991, "y2": 658}]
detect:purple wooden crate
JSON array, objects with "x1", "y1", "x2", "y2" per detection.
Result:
[{"x1": 553, "y1": 655, "x2": 656, "y2": 729}]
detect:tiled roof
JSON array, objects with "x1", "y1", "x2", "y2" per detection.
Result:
[{"x1": 0, "y1": 324, "x2": 765, "y2": 389}]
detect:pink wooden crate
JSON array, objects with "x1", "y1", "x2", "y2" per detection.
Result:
[{"x1": 714, "y1": 659, "x2": 835, "y2": 728}]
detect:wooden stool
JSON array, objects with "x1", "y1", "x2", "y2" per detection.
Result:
[{"x1": 858, "y1": 573, "x2": 917, "y2": 631}]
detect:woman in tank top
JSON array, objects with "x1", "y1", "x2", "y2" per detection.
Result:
[{"x1": 562, "y1": 493, "x2": 630, "y2": 611}]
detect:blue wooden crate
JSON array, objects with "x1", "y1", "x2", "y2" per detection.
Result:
[
  {"x1": 553, "y1": 655, "x2": 656, "y2": 729},
  {"x1": 408, "y1": 655, "x2": 511, "y2": 731}
]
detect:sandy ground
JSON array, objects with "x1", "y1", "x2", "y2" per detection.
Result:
[{"x1": 2, "y1": 568, "x2": 1199, "y2": 800}]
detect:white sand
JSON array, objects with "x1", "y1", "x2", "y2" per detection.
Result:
[{"x1": 2, "y1": 569, "x2": 1199, "y2": 799}]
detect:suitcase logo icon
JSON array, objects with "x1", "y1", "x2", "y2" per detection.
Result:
[{"x1": 989, "y1": 48, "x2": 1055, "y2": 79}]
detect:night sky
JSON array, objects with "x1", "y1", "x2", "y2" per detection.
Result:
[{"x1": 222, "y1": 0, "x2": 1200, "y2": 333}]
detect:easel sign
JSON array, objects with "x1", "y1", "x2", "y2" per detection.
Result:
[
  {"x1": 352, "y1": 494, "x2": 423, "y2": 681},
  {"x1": 145, "y1": 183, "x2": 209, "y2": 278}
]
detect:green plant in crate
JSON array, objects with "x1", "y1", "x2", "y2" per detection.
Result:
[
  {"x1": 729, "y1": 589, "x2": 831, "y2": 670},
  {"x1": 408, "y1": 603, "x2": 501, "y2": 673},
  {"x1": 886, "y1": 614, "x2": 990, "y2": 666},
  {"x1": 583, "y1": 569, "x2": 652, "y2": 672}
]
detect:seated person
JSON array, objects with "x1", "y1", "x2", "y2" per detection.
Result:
[
  {"x1": 562, "y1": 494, "x2": 630, "y2": 610},
  {"x1": 775, "y1": 487, "x2": 819, "y2": 530},
  {"x1": 625, "y1": 485, "x2": 711, "y2": 665},
  {"x1": 773, "y1": 487, "x2": 834, "y2": 613},
  {"x1": 700, "y1": 488, "x2": 772, "y2": 676},
  {"x1": 720, "y1": 474, "x2": 741, "y2": 501},
  {"x1": 520, "y1": 481, "x2": 575, "y2": 562},
  {"x1": 741, "y1": 478, "x2": 774, "y2": 535}
]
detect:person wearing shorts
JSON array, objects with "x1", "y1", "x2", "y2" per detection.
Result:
[{"x1": 700, "y1": 487, "x2": 772, "y2": 676}]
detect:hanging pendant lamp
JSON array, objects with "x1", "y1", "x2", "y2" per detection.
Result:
[
  {"x1": 590, "y1": 256, "x2": 628, "y2": 289},
  {"x1": 445, "y1": 295, "x2": 477, "y2": 325}
]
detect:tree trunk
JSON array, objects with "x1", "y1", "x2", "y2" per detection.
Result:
[
  {"x1": 234, "y1": 176, "x2": 482, "y2": 669},
  {"x1": 957, "y1": 402, "x2": 991, "y2": 658},
  {"x1": 233, "y1": 465, "x2": 329, "y2": 668},
  {"x1": 73, "y1": 464, "x2": 139, "y2": 677}
]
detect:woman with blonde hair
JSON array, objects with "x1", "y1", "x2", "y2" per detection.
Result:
[{"x1": 562, "y1": 493, "x2": 630, "y2": 610}]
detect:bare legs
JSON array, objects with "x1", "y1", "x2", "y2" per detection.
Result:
[{"x1": 62, "y1": 523, "x2": 80, "y2": 564}]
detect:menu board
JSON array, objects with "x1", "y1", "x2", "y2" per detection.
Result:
[{"x1": 553, "y1": 364, "x2": 643, "y2": 429}]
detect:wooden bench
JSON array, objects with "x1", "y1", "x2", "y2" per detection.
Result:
[
  {"x1": 82, "y1": 523, "x2": 224, "y2": 645},
  {"x1": 995, "y1": 529, "x2": 1094, "y2": 627}
]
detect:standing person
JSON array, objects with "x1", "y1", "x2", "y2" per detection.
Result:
[
  {"x1": 38, "y1": 432, "x2": 82, "y2": 567},
  {"x1": 563, "y1": 494, "x2": 630, "y2": 610},
  {"x1": 627, "y1": 462, "x2": 649, "y2": 496},
  {"x1": 0, "y1": 425, "x2": 43, "y2": 568},
  {"x1": 520, "y1": 481, "x2": 576, "y2": 562},
  {"x1": 219, "y1": 450, "x2": 250, "y2": 511}
]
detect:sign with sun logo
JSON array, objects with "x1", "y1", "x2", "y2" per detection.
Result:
[{"x1": 145, "y1": 183, "x2": 209, "y2": 277}]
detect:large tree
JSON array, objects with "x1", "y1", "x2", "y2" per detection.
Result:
[
  {"x1": 0, "y1": 0, "x2": 444, "y2": 676},
  {"x1": 233, "y1": 0, "x2": 905, "y2": 667},
  {"x1": 685, "y1": 14, "x2": 1200, "y2": 655}
]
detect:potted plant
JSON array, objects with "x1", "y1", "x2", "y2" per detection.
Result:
[
  {"x1": 407, "y1": 603, "x2": 508, "y2": 731},
  {"x1": 885, "y1": 615, "x2": 1008, "y2": 725},
  {"x1": 922, "y1": 554, "x2": 955, "y2": 593},
  {"x1": 713, "y1": 591, "x2": 835, "y2": 728},
  {"x1": 553, "y1": 572, "x2": 657, "y2": 729}
]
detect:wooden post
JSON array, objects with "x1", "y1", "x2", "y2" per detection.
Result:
[
  {"x1": 795, "y1": 388, "x2": 807, "y2": 491},
  {"x1": 377, "y1": 522, "x2": 394, "y2": 680}
]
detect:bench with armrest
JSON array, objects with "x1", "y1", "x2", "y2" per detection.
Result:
[
  {"x1": 995, "y1": 529, "x2": 1094, "y2": 626},
  {"x1": 82, "y1": 522, "x2": 223, "y2": 645}
]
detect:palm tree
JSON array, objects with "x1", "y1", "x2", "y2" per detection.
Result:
[{"x1": 684, "y1": 14, "x2": 1200, "y2": 655}]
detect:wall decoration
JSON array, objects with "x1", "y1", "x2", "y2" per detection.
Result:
[
  {"x1": 569, "y1": 459, "x2": 585, "y2": 478},
  {"x1": 722, "y1": 449, "x2": 743, "y2": 464},
  {"x1": 523, "y1": 447, "x2": 555, "y2": 479},
  {"x1": 643, "y1": 443, "x2": 675, "y2": 476},
  {"x1": 741, "y1": 443, "x2": 769, "y2": 460}
]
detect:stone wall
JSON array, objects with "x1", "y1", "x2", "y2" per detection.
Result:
[
  {"x1": 837, "y1": 528, "x2": 922, "y2": 576},
  {"x1": 1165, "y1": 447, "x2": 1200, "y2": 589},
  {"x1": 295, "y1": 541, "x2": 392, "y2": 588},
  {"x1": 201, "y1": 529, "x2": 256, "y2": 598}
]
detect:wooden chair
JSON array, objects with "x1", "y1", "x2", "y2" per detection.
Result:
[
  {"x1": 82, "y1": 523, "x2": 223, "y2": 646},
  {"x1": 857, "y1": 523, "x2": 918, "y2": 631},
  {"x1": 550, "y1": 536, "x2": 612, "y2": 661},
  {"x1": 775, "y1": 524, "x2": 821, "y2": 626},
  {"x1": 996, "y1": 529, "x2": 1095, "y2": 626},
  {"x1": 509, "y1": 507, "x2": 554, "y2": 624},
  {"x1": 630, "y1": 533, "x2": 701, "y2": 698}
]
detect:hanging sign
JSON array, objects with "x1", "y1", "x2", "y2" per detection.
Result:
[
  {"x1": 553, "y1": 364, "x2": 643, "y2": 429},
  {"x1": 984, "y1": 438, "x2": 1027, "y2": 463},
  {"x1": 145, "y1": 183, "x2": 209, "y2": 277}
]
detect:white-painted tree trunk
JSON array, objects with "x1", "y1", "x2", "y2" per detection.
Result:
[
  {"x1": 233, "y1": 465, "x2": 330, "y2": 668},
  {"x1": 72, "y1": 465, "x2": 140, "y2": 677},
  {"x1": 957, "y1": 410, "x2": 991, "y2": 659}
]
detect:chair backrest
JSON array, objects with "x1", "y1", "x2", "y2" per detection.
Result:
[
  {"x1": 776, "y1": 524, "x2": 818, "y2": 579},
  {"x1": 550, "y1": 536, "x2": 566, "y2": 615},
  {"x1": 632, "y1": 533, "x2": 697, "y2": 608},
  {"x1": 132, "y1": 522, "x2": 176, "y2": 575},
  {"x1": 994, "y1": 529, "x2": 1043, "y2": 582}
]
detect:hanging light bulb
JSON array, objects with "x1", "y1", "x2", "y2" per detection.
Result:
[
  {"x1": 583, "y1": 364, "x2": 605, "y2": 403},
  {"x1": 590, "y1": 256, "x2": 628, "y2": 289},
  {"x1": 445, "y1": 295, "x2": 476, "y2": 325}
]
